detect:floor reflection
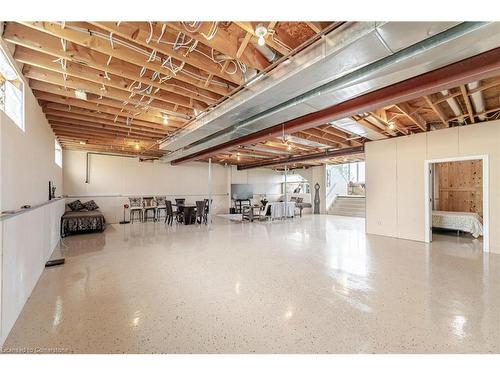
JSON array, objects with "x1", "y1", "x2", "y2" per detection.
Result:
[{"x1": 4, "y1": 215, "x2": 500, "y2": 353}]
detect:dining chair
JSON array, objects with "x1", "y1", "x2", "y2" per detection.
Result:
[
  {"x1": 143, "y1": 196, "x2": 156, "y2": 222},
  {"x1": 175, "y1": 198, "x2": 185, "y2": 223},
  {"x1": 204, "y1": 198, "x2": 212, "y2": 223},
  {"x1": 195, "y1": 200, "x2": 207, "y2": 224},
  {"x1": 129, "y1": 197, "x2": 143, "y2": 223},
  {"x1": 155, "y1": 196, "x2": 167, "y2": 221},
  {"x1": 165, "y1": 200, "x2": 175, "y2": 226}
]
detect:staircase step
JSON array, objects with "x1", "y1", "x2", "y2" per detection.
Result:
[{"x1": 329, "y1": 196, "x2": 366, "y2": 218}]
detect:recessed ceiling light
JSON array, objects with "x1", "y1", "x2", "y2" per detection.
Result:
[
  {"x1": 163, "y1": 114, "x2": 169, "y2": 125},
  {"x1": 74, "y1": 89, "x2": 87, "y2": 100},
  {"x1": 388, "y1": 121, "x2": 396, "y2": 130},
  {"x1": 79, "y1": 141, "x2": 86, "y2": 145},
  {"x1": 134, "y1": 142, "x2": 140, "y2": 150}
]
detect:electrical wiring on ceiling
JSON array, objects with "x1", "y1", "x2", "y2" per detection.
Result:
[{"x1": 56, "y1": 23, "x2": 232, "y2": 88}]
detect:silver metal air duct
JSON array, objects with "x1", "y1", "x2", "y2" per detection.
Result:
[
  {"x1": 160, "y1": 22, "x2": 500, "y2": 163},
  {"x1": 254, "y1": 43, "x2": 277, "y2": 62},
  {"x1": 467, "y1": 81, "x2": 486, "y2": 120},
  {"x1": 441, "y1": 89, "x2": 464, "y2": 123}
]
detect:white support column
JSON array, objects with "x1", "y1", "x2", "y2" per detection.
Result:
[
  {"x1": 208, "y1": 158, "x2": 213, "y2": 227},
  {"x1": 284, "y1": 165, "x2": 288, "y2": 219}
]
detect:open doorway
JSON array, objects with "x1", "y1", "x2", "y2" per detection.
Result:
[
  {"x1": 424, "y1": 155, "x2": 489, "y2": 252},
  {"x1": 327, "y1": 161, "x2": 366, "y2": 218}
]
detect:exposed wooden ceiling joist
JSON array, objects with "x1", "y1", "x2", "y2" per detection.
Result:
[
  {"x1": 166, "y1": 22, "x2": 271, "y2": 71},
  {"x1": 33, "y1": 90, "x2": 179, "y2": 128},
  {"x1": 394, "y1": 102, "x2": 427, "y2": 131},
  {"x1": 23, "y1": 66, "x2": 192, "y2": 118},
  {"x1": 423, "y1": 95, "x2": 449, "y2": 127},
  {"x1": 15, "y1": 46, "x2": 204, "y2": 111},
  {"x1": 42, "y1": 104, "x2": 174, "y2": 133},
  {"x1": 7, "y1": 37, "x2": 219, "y2": 106},
  {"x1": 30, "y1": 82, "x2": 186, "y2": 126},
  {"x1": 460, "y1": 85, "x2": 476, "y2": 123},
  {"x1": 88, "y1": 22, "x2": 244, "y2": 86},
  {"x1": 17, "y1": 21, "x2": 232, "y2": 97}
]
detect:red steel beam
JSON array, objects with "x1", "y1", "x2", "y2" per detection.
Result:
[
  {"x1": 171, "y1": 47, "x2": 500, "y2": 165},
  {"x1": 237, "y1": 146, "x2": 365, "y2": 170}
]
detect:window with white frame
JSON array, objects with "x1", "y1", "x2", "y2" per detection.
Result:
[
  {"x1": 341, "y1": 161, "x2": 365, "y2": 183},
  {"x1": 282, "y1": 175, "x2": 310, "y2": 194},
  {"x1": 55, "y1": 140, "x2": 62, "y2": 168},
  {"x1": 0, "y1": 47, "x2": 24, "y2": 131}
]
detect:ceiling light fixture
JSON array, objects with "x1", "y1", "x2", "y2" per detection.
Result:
[
  {"x1": 79, "y1": 141, "x2": 86, "y2": 145},
  {"x1": 255, "y1": 24, "x2": 268, "y2": 46},
  {"x1": 287, "y1": 143, "x2": 292, "y2": 151},
  {"x1": 134, "y1": 142, "x2": 140, "y2": 150},
  {"x1": 388, "y1": 121, "x2": 396, "y2": 130},
  {"x1": 163, "y1": 114, "x2": 169, "y2": 125}
]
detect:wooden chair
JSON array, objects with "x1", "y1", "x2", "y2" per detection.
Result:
[
  {"x1": 143, "y1": 196, "x2": 156, "y2": 222},
  {"x1": 164, "y1": 200, "x2": 175, "y2": 226},
  {"x1": 129, "y1": 197, "x2": 143, "y2": 223},
  {"x1": 155, "y1": 196, "x2": 167, "y2": 221}
]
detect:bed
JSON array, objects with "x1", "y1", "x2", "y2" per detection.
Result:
[
  {"x1": 60, "y1": 210, "x2": 106, "y2": 237},
  {"x1": 432, "y1": 210, "x2": 483, "y2": 238}
]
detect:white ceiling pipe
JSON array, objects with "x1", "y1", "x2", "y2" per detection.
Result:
[
  {"x1": 467, "y1": 81, "x2": 486, "y2": 120},
  {"x1": 254, "y1": 43, "x2": 277, "y2": 62},
  {"x1": 441, "y1": 89, "x2": 464, "y2": 123},
  {"x1": 243, "y1": 68, "x2": 258, "y2": 82}
]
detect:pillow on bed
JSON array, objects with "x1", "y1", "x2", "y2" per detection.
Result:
[
  {"x1": 68, "y1": 200, "x2": 84, "y2": 211},
  {"x1": 83, "y1": 200, "x2": 99, "y2": 211}
]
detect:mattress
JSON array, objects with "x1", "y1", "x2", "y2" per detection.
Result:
[{"x1": 432, "y1": 210, "x2": 483, "y2": 238}]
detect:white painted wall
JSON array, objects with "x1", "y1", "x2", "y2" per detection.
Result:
[
  {"x1": 0, "y1": 200, "x2": 65, "y2": 345},
  {"x1": 326, "y1": 164, "x2": 349, "y2": 211},
  {"x1": 63, "y1": 151, "x2": 230, "y2": 223},
  {"x1": 1, "y1": 83, "x2": 63, "y2": 211},
  {"x1": 366, "y1": 121, "x2": 500, "y2": 253},
  {"x1": 0, "y1": 42, "x2": 63, "y2": 344},
  {"x1": 63, "y1": 151, "x2": 314, "y2": 223},
  {"x1": 229, "y1": 165, "x2": 284, "y2": 203}
]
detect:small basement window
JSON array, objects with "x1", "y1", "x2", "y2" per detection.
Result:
[
  {"x1": 0, "y1": 47, "x2": 24, "y2": 131},
  {"x1": 55, "y1": 140, "x2": 62, "y2": 168}
]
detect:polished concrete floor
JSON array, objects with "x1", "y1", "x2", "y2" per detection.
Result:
[{"x1": 3, "y1": 215, "x2": 499, "y2": 353}]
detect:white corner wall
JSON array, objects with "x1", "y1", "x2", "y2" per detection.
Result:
[
  {"x1": 366, "y1": 121, "x2": 500, "y2": 253},
  {"x1": 0, "y1": 42, "x2": 63, "y2": 344}
]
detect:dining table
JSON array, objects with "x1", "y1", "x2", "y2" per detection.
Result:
[{"x1": 172, "y1": 202, "x2": 198, "y2": 225}]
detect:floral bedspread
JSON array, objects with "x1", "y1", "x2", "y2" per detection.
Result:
[{"x1": 61, "y1": 210, "x2": 106, "y2": 237}]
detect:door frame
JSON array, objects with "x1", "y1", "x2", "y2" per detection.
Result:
[{"x1": 424, "y1": 154, "x2": 489, "y2": 252}]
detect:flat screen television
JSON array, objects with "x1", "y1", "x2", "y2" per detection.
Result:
[{"x1": 231, "y1": 184, "x2": 254, "y2": 200}]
